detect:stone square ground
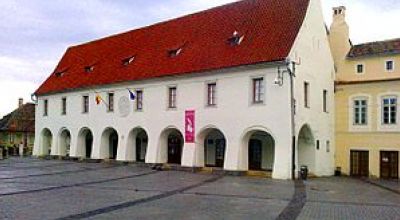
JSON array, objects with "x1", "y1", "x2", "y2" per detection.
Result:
[{"x1": 0, "y1": 157, "x2": 399, "y2": 220}]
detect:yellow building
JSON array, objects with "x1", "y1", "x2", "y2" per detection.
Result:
[{"x1": 330, "y1": 6, "x2": 400, "y2": 179}]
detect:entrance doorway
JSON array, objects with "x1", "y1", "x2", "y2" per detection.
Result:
[
  {"x1": 247, "y1": 131, "x2": 274, "y2": 171},
  {"x1": 249, "y1": 139, "x2": 262, "y2": 170},
  {"x1": 204, "y1": 129, "x2": 226, "y2": 168},
  {"x1": 100, "y1": 128, "x2": 119, "y2": 160},
  {"x1": 40, "y1": 128, "x2": 53, "y2": 156},
  {"x1": 109, "y1": 131, "x2": 118, "y2": 159},
  {"x1": 77, "y1": 128, "x2": 93, "y2": 159},
  {"x1": 380, "y1": 151, "x2": 398, "y2": 179},
  {"x1": 85, "y1": 133, "x2": 93, "y2": 158},
  {"x1": 58, "y1": 129, "x2": 71, "y2": 156},
  {"x1": 350, "y1": 150, "x2": 369, "y2": 177},
  {"x1": 167, "y1": 132, "x2": 183, "y2": 164},
  {"x1": 136, "y1": 130, "x2": 148, "y2": 162},
  {"x1": 298, "y1": 124, "x2": 315, "y2": 175}
]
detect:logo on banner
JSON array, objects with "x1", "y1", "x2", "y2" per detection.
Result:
[{"x1": 185, "y1": 110, "x2": 195, "y2": 143}]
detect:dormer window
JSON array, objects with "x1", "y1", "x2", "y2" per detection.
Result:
[
  {"x1": 54, "y1": 71, "x2": 66, "y2": 77},
  {"x1": 122, "y1": 56, "x2": 135, "y2": 66},
  {"x1": 168, "y1": 48, "x2": 182, "y2": 58},
  {"x1": 228, "y1": 31, "x2": 244, "y2": 46},
  {"x1": 54, "y1": 68, "x2": 68, "y2": 77},
  {"x1": 85, "y1": 65, "x2": 94, "y2": 73}
]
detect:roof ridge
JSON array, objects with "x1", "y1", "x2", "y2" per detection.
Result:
[
  {"x1": 35, "y1": 0, "x2": 310, "y2": 95},
  {"x1": 352, "y1": 37, "x2": 400, "y2": 47}
]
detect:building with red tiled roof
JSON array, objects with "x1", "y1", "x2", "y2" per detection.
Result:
[
  {"x1": 33, "y1": 0, "x2": 335, "y2": 179},
  {"x1": 0, "y1": 99, "x2": 35, "y2": 155}
]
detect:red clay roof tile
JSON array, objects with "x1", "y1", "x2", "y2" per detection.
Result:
[
  {"x1": 35, "y1": 0, "x2": 310, "y2": 95},
  {"x1": 347, "y1": 38, "x2": 400, "y2": 58}
]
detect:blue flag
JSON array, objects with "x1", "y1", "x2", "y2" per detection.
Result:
[{"x1": 128, "y1": 89, "x2": 136, "y2": 101}]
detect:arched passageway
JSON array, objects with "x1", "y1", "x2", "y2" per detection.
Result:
[
  {"x1": 167, "y1": 130, "x2": 183, "y2": 164},
  {"x1": 58, "y1": 129, "x2": 71, "y2": 156},
  {"x1": 199, "y1": 128, "x2": 226, "y2": 168},
  {"x1": 127, "y1": 127, "x2": 148, "y2": 162},
  {"x1": 298, "y1": 124, "x2": 315, "y2": 174},
  {"x1": 248, "y1": 131, "x2": 275, "y2": 171},
  {"x1": 100, "y1": 128, "x2": 119, "y2": 159},
  {"x1": 159, "y1": 128, "x2": 184, "y2": 164},
  {"x1": 40, "y1": 128, "x2": 53, "y2": 155},
  {"x1": 77, "y1": 128, "x2": 93, "y2": 158},
  {"x1": 241, "y1": 128, "x2": 275, "y2": 171}
]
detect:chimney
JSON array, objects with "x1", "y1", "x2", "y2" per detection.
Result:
[
  {"x1": 18, "y1": 98, "x2": 23, "y2": 108},
  {"x1": 329, "y1": 6, "x2": 351, "y2": 75},
  {"x1": 332, "y1": 6, "x2": 346, "y2": 21}
]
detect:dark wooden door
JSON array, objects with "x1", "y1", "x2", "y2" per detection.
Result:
[
  {"x1": 109, "y1": 133, "x2": 118, "y2": 159},
  {"x1": 136, "y1": 138, "x2": 147, "y2": 162},
  {"x1": 168, "y1": 135, "x2": 182, "y2": 164},
  {"x1": 350, "y1": 150, "x2": 369, "y2": 177},
  {"x1": 380, "y1": 151, "x2": 399, "y2": 179},
  {"x1": 215, "y1": 139, "x2": 225, "y2": 167},
  {"x1": 249, "y1": 139, "x2": 262, "y2": 170},
  {"x1": 85, "y1": 133, "x2": 93, "y2": 158}
]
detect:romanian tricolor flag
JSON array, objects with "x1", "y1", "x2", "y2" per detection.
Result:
[
  {"x1": 95, "y1": 94, "x2": 102, "y2": 105},
  {"x1": 128, "y1": 89, "x2": 136, "y2": 101}
]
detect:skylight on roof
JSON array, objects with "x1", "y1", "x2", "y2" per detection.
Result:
[
  {"x1": 85, "y1": 65, "x2": 94, "y2": 73},
  {"x1": 168, "y1": 48, "x2": 183, "y2": 58},
  {"x1": 228, "y1": 31, "x2": 244, "y2": 46},
  {"x1": 122, "y1": 56, "x2": 135, "y2": 66}
]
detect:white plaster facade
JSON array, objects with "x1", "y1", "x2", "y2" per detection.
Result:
[{"x1": 33, "y1": 0, "x2": 335, "y2": 179}]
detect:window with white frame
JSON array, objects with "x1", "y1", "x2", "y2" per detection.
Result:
[
  {"x1": 82, "y1": 96, "x2": 89, "y2": 113},
  {"x1": 382, "y1": 96, "x2": 397, "y2": 125},
  {"x1": 252, "y1": 78, "x2": 264, "y2": 103},
  {"x1": 353, "y1": 98, "x2": 368, "y2": 125},
  {"x1": 108, "y1": 93, "x2": 114, "y2": 112},
  {"x1": 207, "y1": 83, "x2": 217, "y2": 106},
  {"x1": 385, "y1": 60, "x2": 394, "y2": 72},
  {"x1": 168, "y1": 87, "x2": 177, "y2": 108},
  {"x1": 43, "y1": 99, "x2": 48, "y2": 116},
  {"x1": 304, "y1": 82, "x2": 310, "y2": 108},
  {"x1": 323, "y1": 90, "x2": 328, "y2": 113},
  {"x1": 61, "y1": 97, "x2": 67, "y2": 115},
  {"x1": 326, "y1": 140, "x2": 330, "y2": 153},
  {"x1": 136, "y1": 90, "x2": 143, "y2": 110},
  {"x1": 356, "y1": 64, "x2": 364, "y2": 74}
]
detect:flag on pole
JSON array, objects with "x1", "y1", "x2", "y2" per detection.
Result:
[
  {"x1": 95, "y1": 94, "x2": 102, "y2": 105},
  {"x1": 128, "y1": 89, "x2": 136, "y2": 101}
]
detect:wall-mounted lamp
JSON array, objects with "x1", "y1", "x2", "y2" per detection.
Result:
[
  {"x1": 31, "y1": 93, "x2": 38, "y2": 104},
  {"x1": 275, "y1": 66, "x2": 285, "y2": 86}
]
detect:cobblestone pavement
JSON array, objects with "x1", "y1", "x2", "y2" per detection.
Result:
[
  {"x1": 298, "y1": 177, "x2": 400, "y2": 220},
  {"x1": 0, "y1": 157, "x2": 399, "y2": 220}
]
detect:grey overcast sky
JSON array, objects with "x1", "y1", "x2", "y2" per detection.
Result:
[{"x1": 0, "y1": 0, "x2": 399, "y2": 117}]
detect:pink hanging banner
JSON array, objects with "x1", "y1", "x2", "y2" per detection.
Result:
[{"x1": 185, "y1": 110, "x2": 195, "y2": 143}]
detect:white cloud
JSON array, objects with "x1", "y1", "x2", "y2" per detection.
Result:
[
  {"x1": 0, "y1": 79, "x2": 38, "y2": 118},
  {"x1": 0, "y1": 56, "x2": 58, "y2": 83},
  {"x1": 323, "y1": 0, "x2": 400, "y2": 44}
]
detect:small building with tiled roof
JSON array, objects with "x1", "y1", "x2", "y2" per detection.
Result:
[
  {"x1": 33, "y1": 0, "x2": 335, "y2": 179},
  {"x1": 0, "y1": 99, "x2": 35, "y2": 155},
  {"x1": 329, "y1": 6, "x2": 400, "y2": 179}
]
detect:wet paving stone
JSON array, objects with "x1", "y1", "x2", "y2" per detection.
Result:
[{"x1": 0, "y1": 158, "x2": 399, "y2": 220}]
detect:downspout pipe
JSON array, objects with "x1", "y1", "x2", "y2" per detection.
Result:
[
  {"x1": 285, "y1": 58, "x2": 297, "y2": 180},
  {"x1": 276, "y1": 58, "x2": 297, "y2": 180}
]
